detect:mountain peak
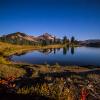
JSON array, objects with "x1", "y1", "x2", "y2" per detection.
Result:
[
  {"x1": 15, "y1": 32, "x2": 27, "y2": 37},
  {"x1": 4, "y1": 32, "x2": 27, "y2": 38},
  {"x1": 43, "y1": 33, "x2": 51, "y2": 36},
  {"x1": 38, "y1": 33, "x2": 54, "y2": 40}
]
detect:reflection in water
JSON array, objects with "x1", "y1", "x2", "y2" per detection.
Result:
[
  {"x1": 54, "y1": 48, "x2": 56, "y2": 54},
  {"x1": 71, "y1": 47, "x2": 75, "y2": 55},
  {"x1": 39, "y1": 49, "x2": 53, "y2": 55},
  {"x1": 15, "y1": 52, "x2": 28, "y2": 56},
  {"x1": 38, "y1": 46, "x2": 75, "y2": 55},
  {"x1": 11, "y1": 47, "x2": 100, "y2": 66},
  {"x1": 57, "y1": 48, "x2": 61, "y2": 51},
  {"x1": 67, "y1": 45, "x2": 69, "y2": 51},
  {"x1": 16, "y1": 47, "x2": 75, "y2": 56},
  {"x1": 63, "y1": 47, "x2": 67, "y2": 55}
]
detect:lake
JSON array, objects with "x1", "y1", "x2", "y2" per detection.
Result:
[{"x1": 11, "y1": 46, "x2": 100, "y2": 66}]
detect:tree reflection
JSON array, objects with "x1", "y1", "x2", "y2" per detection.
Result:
[
  {"x1": 63, "y1": 47, "x2": 68, "y2": 55},
  {"x1": 38, "y1": 46, "x2": 75, "y2": 55},
  {"x1": 67, "y1": 45, "x2": 69, "y2": 51},
  {"x1": 71, "y1": 47, "x2": 75, "y2": 55},
  {"x1": 54, "y1": 48, "x2": 56, "y2": 54}
]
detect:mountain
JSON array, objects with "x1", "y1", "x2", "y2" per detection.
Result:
[
  {"x1": 85, "y1": 39, "x2": 100, "y2": 43},
  {"x1": 37, "y1": 33, "x2": 55, "y2": 40},
  {"x1": 3, "y1": 32, "x2": 37, "y2": 42},
  {"x1": 0, "y1": 32, "x2": 56, "y2": 45},
  {"x1": 79, "y1": 39, "x2": 100, "y2": 47}
]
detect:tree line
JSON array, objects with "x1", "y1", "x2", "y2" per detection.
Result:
[
  {"x1": 0, "y1": 35, "x2": 78, "y2": 46},
  {"x1": 41, "y1": 36, "x2": 79, "y2": 46}
]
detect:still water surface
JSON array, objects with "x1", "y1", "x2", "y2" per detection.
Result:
[{"x1": 11, "y1": 47, "x2": 100, "y2": 66}]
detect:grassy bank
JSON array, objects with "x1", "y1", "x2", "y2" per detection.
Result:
[{"x1": 0, "y1": 42, "x2": 66, "y2": 64}]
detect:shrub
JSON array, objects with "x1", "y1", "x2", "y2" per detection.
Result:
[
  {"x1": 17, "y1": 86, "x2": 34, "y2": 94},
  {"x1": 0, "y1": 64, "x2": 26, "y2": 79}
]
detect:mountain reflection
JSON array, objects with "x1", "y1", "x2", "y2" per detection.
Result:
[
  {"x1": 38, "y1": 49, "x2": 53, "y2": 55},
  {"x1": 38, "y1": 47, "x2": 75, "y2": 55}
]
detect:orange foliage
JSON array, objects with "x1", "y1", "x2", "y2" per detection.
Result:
[{"x1": 0, "y1": 76, "x2": 16, "y2": 88}]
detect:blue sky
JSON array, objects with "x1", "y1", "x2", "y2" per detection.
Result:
[{"x1": 0, "y1": 0, "x2": 100, "y2": 40}]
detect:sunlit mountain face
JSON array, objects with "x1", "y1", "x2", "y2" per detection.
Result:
[
  {"x1": 0, "y1": 32, "x2": 55, "y2": 41},
  {"x1": 0, "y1": 32, "x2": 58, "y2": 45}
]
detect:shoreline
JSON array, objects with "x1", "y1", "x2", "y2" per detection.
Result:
[
  {"x1": 4, "y1": 43, "x2": 79, "y2": 64},
  {"x1": 6, "y1": 44, "x2": 66, "y2": 63},
  {"x1": 0, "y1": 42, "x2": 99, "y2": 69},
  {"x1": 6, "y1": 47, "x2": 100, "y2": 68}
]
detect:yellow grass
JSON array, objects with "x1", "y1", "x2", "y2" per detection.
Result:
[
  {"x1": 0, "y1": 42, "x2": 65, "y2": 64},
  {"x1": 0, "y1": 64, "x2": 25, "y2": 79}
]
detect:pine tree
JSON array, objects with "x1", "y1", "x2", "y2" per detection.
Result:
[{"x1": 71, "y1": 36, "x2": 75, "y2": 43}]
